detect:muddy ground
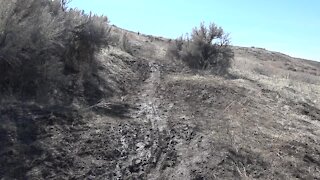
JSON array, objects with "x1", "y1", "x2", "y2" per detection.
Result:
[{"x1": 1, "y1": 28, "x2": 320, "y2": 179}]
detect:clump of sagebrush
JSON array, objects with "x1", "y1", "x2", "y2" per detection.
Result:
[
  {"x1": 0, "y1": 0, "x2": 110, "y2": 102},
  {"x1": 117, "y1": 32, "x2": 133, "y2": 55},
  {"x1": 108, "y1": 30, "x2": 133, "y2": 55},
  {"x1": 168, "y1": 22, "x2": 233, "y2": 74}
]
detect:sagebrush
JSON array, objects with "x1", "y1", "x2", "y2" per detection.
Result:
[
  {"x1": 0, "y1": 0, "x2": 110, "y2": 102},
  {"x1": 168, "y1": 22, "x2": 233, "y2": 74}
]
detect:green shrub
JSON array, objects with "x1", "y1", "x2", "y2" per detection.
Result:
[{"x1": 168, "y1": 22, "x2": 233, "y2": 74}]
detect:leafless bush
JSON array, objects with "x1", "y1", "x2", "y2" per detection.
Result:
[{"x1": 168, "y1": 22, "x2": 233, "y2": 75}]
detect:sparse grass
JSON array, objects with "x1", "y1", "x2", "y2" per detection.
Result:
[{"x1": 231, "y1": 47, "x2": 320, "y2": 107}]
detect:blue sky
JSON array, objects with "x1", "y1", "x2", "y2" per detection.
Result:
[{"x1": 69, "y1": 0, "x2": 319, "y2": 61}]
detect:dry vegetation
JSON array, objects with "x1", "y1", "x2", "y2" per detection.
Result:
[
  {"x1": 1, "y1": 1, "x2": 320, "y2": 179},
  {"x1": 167, "y1": 22, "x2": 233, "y2": 75},
  {"x1": 0, "y1": 0, "x2": 109, "y2": 103}
]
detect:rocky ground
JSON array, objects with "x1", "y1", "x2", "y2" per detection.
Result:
[{"x1": 1, "y1": 28, "x2": 320, "y2": 179}]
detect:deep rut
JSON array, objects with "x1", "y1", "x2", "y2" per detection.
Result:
[
  {"x1": 138, "y1": 61, "x2": 167, "y2": 131},
  {"x1": 113, "y1": 60, "x2": 175, "y2": 179},
  {"x1": 138, "y1": 61, "x2": 171, "y2": 179}
]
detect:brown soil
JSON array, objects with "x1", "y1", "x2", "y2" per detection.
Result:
[{"x1": 1, "y1": 28, "x2": 320, "y2": 179}]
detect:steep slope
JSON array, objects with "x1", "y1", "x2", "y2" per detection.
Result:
[{"x1": 1, "y1": 28, "x2": 320, "y2": 179}]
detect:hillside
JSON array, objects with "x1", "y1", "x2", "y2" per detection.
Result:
[{"x1": 1, "y1": 25, "x2": 320, "y2": 180}]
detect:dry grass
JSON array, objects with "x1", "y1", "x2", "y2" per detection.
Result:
[{"x1": 231, "y1": 47, "x2": 320, "y2": 108}]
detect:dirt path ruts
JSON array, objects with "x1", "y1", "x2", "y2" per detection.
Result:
[
  {"x1": 139, "y1": 61, "x2": 167, "y2": 131},
  {"x1": 135, "y1": 60, "x2": 170, "y2": 179},
  {"x1": 112, "y1": 59, "x2": 171, "y2": 179}
]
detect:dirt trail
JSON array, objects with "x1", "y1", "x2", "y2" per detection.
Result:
[
  {"x1": 132, "y1": 59, "x2": 170, "y2": 179},
  {"x1": 3, "y1": 27, "x2": 320, "y2": 180},
  {"x1": 137, "y1": 61, "x2": 167, "y2": 131}
]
